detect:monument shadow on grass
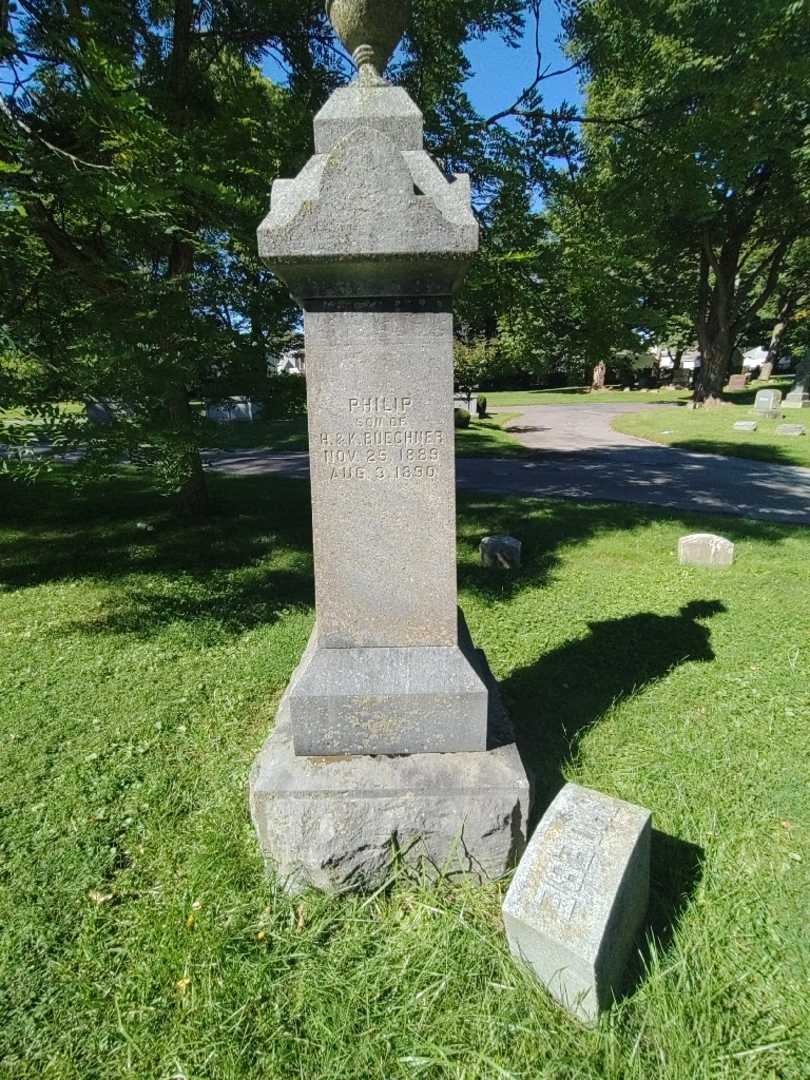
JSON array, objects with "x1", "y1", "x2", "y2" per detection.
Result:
[{"x1": 501, "y1": 599, "x2": 718, "y2": 989}]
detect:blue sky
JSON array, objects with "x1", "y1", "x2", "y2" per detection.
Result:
[
  {"x1": 463, "y1": 4, "x2": 583, "y2": 123},
  {"x1": 261, "y1": 6, "x2": 584, "y2": 119}
]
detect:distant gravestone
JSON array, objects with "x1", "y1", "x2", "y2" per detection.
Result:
[
  {"x1": 671, "y1": 369, "x2": 691, "y2": 388},
  {"x1": 480, "y1": 535, "x2": 522, "y2": 569},
  {"x1": 776, "y1": 424, "x2": 806, "y2": 437},
  {"x1": 758, "y1": 361, "x2": 774, "y2": 381},
  {"x1": 784, "y1": 360, "x2": 810, "y2": 410},
  {"x1": 85, "y1": 400, "x2": 133, "y2": 424},
  {"x1": 85, "y1": 401, "x2": 115, "y2": 425},
  {"x1": 733, "y1": 421, "x2": 757, "y2": 432},
  {"x1": 678, "y1": 533, "x2": 735, "y2": 568},
  {"x1": 205, "y1": 397, "x2": 263, "y2": 423},
  {"x1": 753, "y1": 388, "x2": 782, "y2": 419},
  {"x1": 726, "y1": 373, "x2": 749, "y2": 391},
  {"x1": 503, "y1": 783, "x2": 651, "y2": 1025}
]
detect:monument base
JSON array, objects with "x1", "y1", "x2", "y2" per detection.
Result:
[
  {"x1": 783, "y1": 397, "x2": 809, "y2": 409},
  {"x1": 249, "y1": 667, "x2": 531, "y2": 895},
  {"x1": 287, "y1": 614, "x2": 490, "y2": 756}
]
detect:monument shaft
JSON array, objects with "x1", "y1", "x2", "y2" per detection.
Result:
[{"x1": 307, "y1": 303, "x2": 456, "y2": 648}]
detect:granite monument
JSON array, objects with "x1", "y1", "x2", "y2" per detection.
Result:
[{"x1": 249, "y1": 0, "x2": 531, "y2": 892}]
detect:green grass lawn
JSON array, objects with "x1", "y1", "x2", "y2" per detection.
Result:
[
  {"x1": 485, "y1": 379, "x2": 793, "y2": 409},
  {"x1": 485, "y1": 386, "x2": 693, "y2": 406},
  {"x1": 455, "y1": 412, "x2": 524, "y2": 456},
  {"x1": 1, "y1": 469, "x2": 808, "y2": 1078},
  {"x1": 202, "y1": 413, "x2": 527, "y2": 457},
  {"x1": 202, "y1": 415, "x2": 311, "y2": 452},
  {"x1": 613, "y1": 401, "x2": 810, "y2": 469}
]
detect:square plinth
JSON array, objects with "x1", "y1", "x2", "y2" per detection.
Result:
[
  {"x1": 249, "y1": 694, "x2": 531, "y2": 895},
  {"x1": 288, "y1": 613, "x2": 490, "y2": 757}
]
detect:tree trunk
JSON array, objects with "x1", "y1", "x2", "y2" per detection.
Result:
[
  {"x1": 163, "y1": 0, "x2": 209, "y2": 519},
  {"x1": 168, "y1": 385, "x2": 209, "y2": 518},
  {"x1": 696, "y1": 236, "x2": 737, "y2": 402},
  {"x1": 766, "y1": 293, "x2": 796, "y2": 368},
  {"x1": 167, "y1": 236, "x2": 209, "y2": 518}
]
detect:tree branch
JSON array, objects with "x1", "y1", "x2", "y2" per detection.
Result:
[
  {"x1": 0, "y1": 95, "x2": 115, "y2": 171},
  {"x1": 734, "y1": 239, "x2": 792, "y2": 331}
]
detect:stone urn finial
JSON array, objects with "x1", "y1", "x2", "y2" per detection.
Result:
[{"x1": 326, "y1": 0, "x2": 409, "y2": 83}]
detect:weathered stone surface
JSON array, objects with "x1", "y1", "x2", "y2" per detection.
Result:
[
  {"x1": 678, "y1": 533, "x2": 735, "y2": 568},
  {"x1": 733, "y1": 420, "x2": 758, "y2": 432},
  {"x1": 776, "y1": 424, "x2": 806, "y2": 437},
  {"x1": 784, "y1": 360, "x2": 810, "y2": 409},
  {"x1": 248, "y1": 2, "x2": 523, "y2": 885},
  {"x1": 758, "y1": 361, "x2": 774, "y2": 381},
  {"x1": 257, "y1": 121, "x2": 478, "y2": 300},
  {"x1": 250, "y1": 681, "x2": 531, "y2": 895},
  {"x1": 503, "y1": 783, "x2": 651, "y2": 1024},
  {"x1": 288, "y1": 615, "x2": 489, "y2": 756},
  {"x1": 314, "y1": 82, "x2": 422, "y2": 154},
  {"x1": 305, "y1": 306, "x2": 457, "y2": 649},
  {"x1": 85, "y1": 400, "x2": 133, "y2": 424},
  {"x1": 754, "y1": 388, "x2": 783, "y2": 419},
  {"x1": 255, "y1": 28, "x2": 493, "y2": 758},
  {"x1": 206, "y1": 397, "x2": 262, "y2": 423},
  {"x1": 480, "y1": 535, "x2": 522, "y2": 569}
]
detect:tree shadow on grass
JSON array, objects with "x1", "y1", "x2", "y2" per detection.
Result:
[
  {"x1": 2, "y1": 472, "x2": 794, "y2": 641},
  {"x1": 667, "y1": 438, "x2": 806, "y2": 468},
  {"x1": 0, "y1": 472, "x2": 315, "y2": 640},
  {"x1": 501, "y1": 600, "x2": 721, "y2": 986},
  {"x1": 457, "y1": 493, "x2": 790, "y2": 606}
]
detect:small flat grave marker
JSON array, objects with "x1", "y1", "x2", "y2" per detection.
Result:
[
  {"x1": 503, "y1": 784, "x2": 651, "y2": 1024},
  {"x1": 480, "y1": 535, "x2": 522, "y2": 569},
  {"x1": 776, "y1": 424, "x2": 806, "y2": 437},
  {"x1": 733, "y1": 421, "x2": 758, "y2": 432},
  {"x1": 678, "y1": 533, "x2": 735, "y2": 568}
]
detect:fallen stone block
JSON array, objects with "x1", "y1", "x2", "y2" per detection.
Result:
[
  {"x1": 503, "y1": 783, "x2": 651, "y2": 1024},
  {"x1": 480, "y1": 535, "x2": 522, "y2": 569},
  {"x1": 678, "y1": 533, "x2": 735, "y2": 568}
]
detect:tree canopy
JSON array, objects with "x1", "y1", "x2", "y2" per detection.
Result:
[
  {"x1": 2, "y1": 0, "x2": 809, "y2": 512},
  {"x1": 559, "y1": 0, "x2": 810, "y2": 396},
  {"x1": 1, "y1": 0, "x2": 534, "y2": 513}
]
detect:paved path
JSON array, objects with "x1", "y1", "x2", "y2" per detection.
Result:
[
  {"x1": 491, "y1": 401, "x2": 678, "y2": 453},
  {"x1": 207, "y1": 401, "x2": 810, "y2": 525}
]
